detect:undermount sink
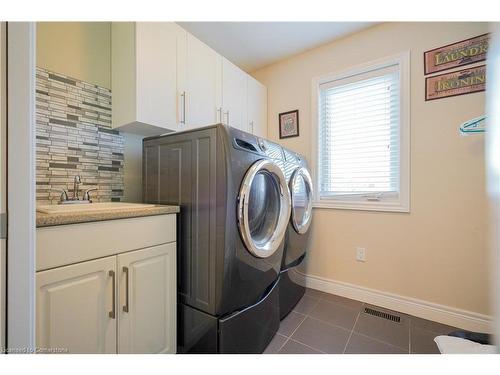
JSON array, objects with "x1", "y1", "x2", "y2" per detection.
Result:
[{"x1": 36, "y1": 202, "x2": 156, "y2": 214}]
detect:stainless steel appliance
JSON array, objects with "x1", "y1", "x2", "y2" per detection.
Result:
[
  {"x1": 143, "y1": 124, "x2": 290, "y2": 353},
  {"x1": 279, "y1": 147, "x2": 314, "y2": 319}
]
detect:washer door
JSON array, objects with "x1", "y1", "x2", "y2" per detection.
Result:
[
  {"x1": 238, "y1": 159, "x2": 291, "y2": 258},
  {"x1": 289, "y1": 167, "x2": 313, "y2": 234}
]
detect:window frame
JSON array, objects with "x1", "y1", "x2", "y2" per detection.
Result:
[{"x1": 311, "y1": 51, "x2": 411, "y2": 213}]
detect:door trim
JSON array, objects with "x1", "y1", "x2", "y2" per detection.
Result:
[
  {"x1": 7, "y1": 22, "x2": 36, "y2": 351},
  {"x1": 237, "y1": 159, "x2": 290, "y2": 258},
  {"x1": 289, "y1": 166, "x2": 313, "y2": 235},
  {"x1": 0, "y1": 21, "x2": 6, "y2": 351}
]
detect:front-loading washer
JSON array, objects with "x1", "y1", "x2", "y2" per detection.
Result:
[
  {"x1": 143, "y1": 124, "x2": 290, "y2": 353},
  {"x1": 279, "y1": 148, "x2": 314, "y2": 319}
]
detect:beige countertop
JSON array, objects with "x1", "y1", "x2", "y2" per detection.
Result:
[{"x1": 36, "y1": 204, "x2": 180, "y2": 228}]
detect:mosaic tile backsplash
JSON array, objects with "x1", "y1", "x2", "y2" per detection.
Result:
[{"x1": 36, "y1": 67, "x2": 124, "y2": 204}]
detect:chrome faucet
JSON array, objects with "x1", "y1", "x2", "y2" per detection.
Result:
[
  {"x1": 51, "y1": 175, "x2": 97, "y2": 204},
  {"x1": 83, "y1": 188, "x2": 98, "y2": 201},
  {"x1": 54, "y1": 188, "x2": 69, "y2": 203},
  {"x1": 72, "y1": 175, "x2": 82, "y2": 200}
]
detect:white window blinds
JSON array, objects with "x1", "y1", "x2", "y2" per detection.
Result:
[{"x1": 318, "y1": 64, "x2": 401, "y2": 200}]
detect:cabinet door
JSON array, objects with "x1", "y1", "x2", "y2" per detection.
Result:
[
  {"x1": 222, "y1": 58, "x2": 247, "y2": 131},
  {"x1": 180, "y1": 34, "x2": 222, "y2": 129},
  {"x1": 136, "y1": 22, "x2": 185, "y2": 131},
  {"x1": 36, "y1": 256, "x2": 117, "y2": 354},
  {"x1": 118, "y1": 243, "x2": 176, "y2": 354},
  {"x1": 247, "y1": 75, "x2": 267, "y2": 137}
]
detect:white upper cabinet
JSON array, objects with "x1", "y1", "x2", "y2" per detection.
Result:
[
  {"x1": 247, "y1": 75, "x2": 267, "y2": 138},
  {"x1": 177, "y1": 34, "x2": 222, "y2": 130},
  {"x1": 221, "y1": 57, "x2": 247, "y2": 131},
  {"x1": 111, "y1": 22, "x2": 267, "y2": 136},
  {"x1": 112, "y1": 22, "x2": 186, "y2": 136}
]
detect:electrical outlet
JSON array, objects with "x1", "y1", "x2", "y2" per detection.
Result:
[{"x1": 356, "y1": 247, "x2": 366, "y2": 262}]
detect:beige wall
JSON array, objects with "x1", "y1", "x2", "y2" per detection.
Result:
[
  {"x1": 122, "y1": 133, "x2": 143, "y2": 203},
  {"x1": 37, "y1": 22, "x2": 111, "y2": 88},
  {"x1": 36, "y1": 22, "x2": 143, "y2": 200},
  {"x1": 253, "y1": 22, "x2": 490, "y2": 315}
]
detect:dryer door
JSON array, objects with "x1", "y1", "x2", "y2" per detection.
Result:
[
  {"x1": 289, "y1": 167, "x2": 313, "y2": 234},
  {"x1": 238, "y1": 159, "x2": 291, "y2": 258}
]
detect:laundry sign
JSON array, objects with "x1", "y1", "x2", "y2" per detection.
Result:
[
  {"x1": 425, "y1": 65, "x2": 486, "y2": 101},
  {"x1": 424, "y1": 33, "x2": 489, "y2": 75}
]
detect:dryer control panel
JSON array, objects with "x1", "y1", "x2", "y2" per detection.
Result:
[
  {"x1": 283, "y1": 148, "x2": 302, "y2": 165},
  {"x1": 230, "y1": 126, "x2": 285, "y2": 161}
]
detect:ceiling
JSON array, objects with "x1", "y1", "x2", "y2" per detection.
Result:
[{"x1": 177, "y1": 22, "x2": 377, "y2": 72}]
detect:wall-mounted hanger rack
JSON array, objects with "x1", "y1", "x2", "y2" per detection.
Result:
[{"x1": 459, "y1": 115, "x2": 486, "y2": 135}]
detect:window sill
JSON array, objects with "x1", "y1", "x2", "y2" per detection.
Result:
[{"x1": 313, "y1": 199, "x2": 410, "y2": 213}]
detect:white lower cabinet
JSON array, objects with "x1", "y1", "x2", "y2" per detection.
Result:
[
  {"x1": 36, "y1": 215, "x2": 177, "y2": 354},
  {"x1": 118, "y1": 243, "x2": 176, "y2": 354},
  {"x1": 36, "y1": 256, "x2": 117, "y2": 354}
]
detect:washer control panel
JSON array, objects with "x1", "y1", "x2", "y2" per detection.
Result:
[{"x1": 257, "y1": 138, "x2": 267, "y2": 152}]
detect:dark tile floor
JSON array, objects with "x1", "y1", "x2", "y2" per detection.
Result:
[{"x1": 265, "y1": 288, "x2": 459, "y2": 354}]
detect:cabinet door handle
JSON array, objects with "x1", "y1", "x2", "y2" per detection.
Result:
[
  {"x1": 217, "y1": 107, "x2": 223, "y2": 123},
  {"x1": 108, "y1": 270, "x2": 116, "y2": 319},
  {"x1": 224, "y1": 110, "x2": 229, "y2": 126},
  {"x1": 180, "y1": 91, "x2": 186, "y2": 124},
  {"x1": 123, "y1": 266, "x2": 129, "y2": 313}
]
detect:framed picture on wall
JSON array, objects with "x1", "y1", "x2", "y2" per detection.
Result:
[
  {"x1": 423, "y1": 33, "x2": 489, "y2": 75},
  {"x1": 279, "y1": 110, "x2": 299, "y2": 139},
  {"x1": 425, "y1": 65, "x2": 486, "y2": 101}
]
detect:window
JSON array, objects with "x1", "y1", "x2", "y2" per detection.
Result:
[{"x1": 312, "y1": 53, "x2": 410, "y2": 212}]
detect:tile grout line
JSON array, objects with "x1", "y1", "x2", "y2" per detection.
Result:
[
  {"x1": 304, "y1": 309, "x2": 361, "y2": 334},
  {"x1": 276, "y1": 336, "x2": 291, "y2": 353},
  {"x1": 353, "y1": 330, "x2": 409, "y2": 353},
  {"x1": 302, "y1": 289, "x2": 450, "y2": 354},
  {"x1": 276, "y1": 312, "x2": 308, "y2": 353},
  {"x1": 342, "y1": 311, "x2": 361, "y2": 354},
  {"x1": 287, "y1": 338, "x2": 327, "y2": 354},
  {"x1": 317, "y1": 292, "x2": 364, "y2": 310},
  {"x1": 288, "y1": 312, "x2": 308, "y2": 336},
  {"x1": 276, "y1": 295, "x2": 320, "y2": 353},
  {"x1": 284, "y1": 302, "x2": 326, "y2": 353},
  {"x1": 310, "y1": 297, "x2": 321, "y2": 312},
  {"x1": 321, "y1": 299, "x2": 408, "y2": 352},
  {"x1": 293, "y1": 296, "x2": 358, "y2": 354},
  {"x1": 320, "y1": 292, "x2": 405, "y2": 341}
]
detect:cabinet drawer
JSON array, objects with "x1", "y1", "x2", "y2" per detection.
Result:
[{"x1": 37, "y1": 214, "x2": 176, "y2": 271}]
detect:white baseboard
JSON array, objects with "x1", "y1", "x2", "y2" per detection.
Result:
[{"x1": 290, "y1": 269, "x2": 493, "y2": 333}]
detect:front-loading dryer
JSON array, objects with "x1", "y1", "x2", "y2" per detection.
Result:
[
  {"x1": 279, "y1": 148, "x2": 314, "y2": 319},
  {"x1": 143, "y1": 124, "x2": 290, "y2": 353}
]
